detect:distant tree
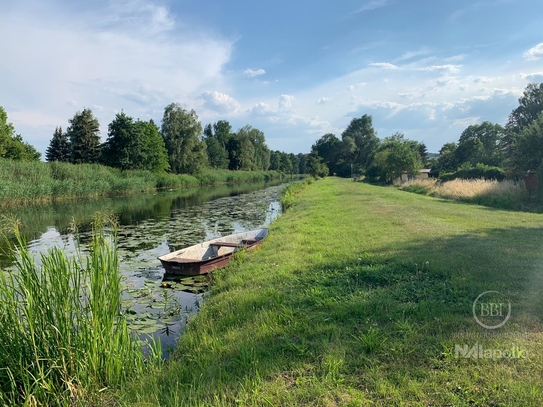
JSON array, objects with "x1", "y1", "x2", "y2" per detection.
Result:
[
  {"x1": 203, "y1": 123, "x2": 229, "y2": 169},
  {"x1": 135, "y1": 119, "x2": 169, "y2": 173},
  {"x1": 160, "y1": 103, "x2": 207, "y2": 174},
  {"x1": 306, "y1": 153, "x2": 329, "y2": 178},
  {"x1": 102, "y1": 112, "x2": 169, "y2": 172},
  {"x1": 67, "y1": 108, "x2": 101, "y2": 164},
  {"x1": 341, "y1": 114, "x2": 380, "y2": 173},
  {"x1": 289, "y1": 153, "x2": 300, "y2": 175},
  {"x1": 101, "y1": 111, "x2": 144, "y2": 170},
  {"x1": 279, "y1": 152, "x2": 293, "y2": 174},
  {"x1": 213, "y1": 120, "x2": 233, "y2": 147},
  {"x1": 509, "y1": 114, "x2": 543, "y2": 173},
  {"x1": 311, "y1": 133, "x2": 341, "y2": 175},
  {"x1": 373, "y1": 137, "x2": 422, "y2": 182},
  {"x1": 46, "y1": 126, "x2": 71, "y2": 162},
  {"x1": 0, "y1": 106, "x2": 41, "y2": 161},
  {"x1": 269, "y1": 150, "x2": 281, "y2": 171},
  {"x1": 297, "y1": 153, "x2": 307, "y2": 174},
  {"x1": 434, "y1": 142, "x2": 459, "y2": 173},
  {"x1": 458, "y1": 122, "x2": 505, "y2": 166},
  {"x1": 506, "y1": 82, "x2": 543, "y2": 132}
]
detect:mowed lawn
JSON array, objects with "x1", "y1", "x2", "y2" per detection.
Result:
[{"x1": 123, "y1": 177, "x2": 543, "y2": 406}]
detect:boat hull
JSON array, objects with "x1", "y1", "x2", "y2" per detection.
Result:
[{"x1": 158, "y1": 229, "x2": 268, "y2": 276}]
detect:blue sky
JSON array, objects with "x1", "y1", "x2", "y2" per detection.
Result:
[{"x1": 1, "y1": 0, "x2": 543, "y2": 156}]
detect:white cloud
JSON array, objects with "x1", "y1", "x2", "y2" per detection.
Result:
[
  {"x1": 244, "y1": 68, "x2": 266, "y2": 78},
  {"x1": 369, "y1": 62, "x2": 399, "y2": 70},
  {"x1": 279, "y1": 94, "x2": 295, "y2": 110},
  {"x1": 521, "y1": 72, "x2": 543, "y2": 82},
  {"x1": 0, "y1": 0, "x2": 233, "y2": 152},
  {"x1": 348, "y1": 82, "x2": 367, "y2": 91},
  {"x1": 201, "y1": 91, "x2": 241, "y2": 113},
  {"x1": 316, "y1": 97, "x2": 331, "y2": 104},
  {"x1": 420, "y1": 64, "x2": 462, "y2": 74},
  {"x1": 397, "y1": 49, "x2": 431, "y2": 61},
  {"x1": 523, "y1": 43, "x2": 543, "y2": 61},
  {"x1": 352, "y1": 0, "x2": 388, "y2": 14}
]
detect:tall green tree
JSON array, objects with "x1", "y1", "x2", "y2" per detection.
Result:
[
  {"x1": 46, "y1": 126, "x2": 71, "y2": 162},
  {"x1": 136, "y1": 119, "x2": 169, "y2": 173},
  {"x1": 341, "y1": 114, "x2": 380, "y2": 173},
  {"x1": 160, "y1": 104, "x2": 207, "y2": 174},
  {"x1": 372, "y1": 135, "x2": 422, "y2": 182},
  {"x1": 67, "y1": 108, "x2": 101, "y2": 164},
  {"x1": 509, "y1": 114, "x2": 543, "y2": 173},
  {"x1": 311, "y1": 133, "x2": 341, "y2": 175},
  {"x1": 204, "y1": 123, "x2": 229, "y2": 169},
  {"x1": 101, "y1": 111, "x2": 144, "y2": 170},
  {"x1": 0, "y1": 106, "x2": 41, "y2": 161},
  {"x1": 506, "y1": 82, "x2": 543, "y2": 132},
  {"x1": 457, "y1": 122, "x2": 504, "y2": 166}
]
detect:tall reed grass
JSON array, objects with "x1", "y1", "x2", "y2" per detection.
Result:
[
  {"x1": 400, "y1": 178, "x2": 528, "y2": 210},
  {"x1": 0, "y1": 159, "x2": 286, "y2": 208},
  {"x1": 0, "y1": 214, "x2": 161, "y2": 406}
]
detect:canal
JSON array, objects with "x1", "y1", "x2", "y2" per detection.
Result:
[{"x1": 0, "y1": 180, "x2": 286, "y2": 355}]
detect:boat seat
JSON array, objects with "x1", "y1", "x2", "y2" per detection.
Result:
[{"x1": 210, "y1": 242, "x2": 245, "y2": 248}]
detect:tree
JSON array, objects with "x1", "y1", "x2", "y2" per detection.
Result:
[
  {"x1": 136, "y1": 120, "x2": 170, "y2": 173},
  {"x1": 160, "y1": 103, "x2": 207, "y2": 174},
  {"x1": 297, "y1": 153, "x2": 307, "y2": 174},
  {"x1": 371, "y1": 134, "x2": 422, "y2": 182},
  {"x1": 341, "y1": 114, "x2": 380, "y2": 173},
  {"x1": 0, "y1": 106, "x2": 41, "y2": 161},
  {"x1": 434, "y1": 142, "x2": 459, "y2": 173},
  {"x1": 101, "y1": 111, "x2": 144, "y2": 170},
  {"x1": 506, "y1": 82, "x2": 543, "y2": 132},
  {"x1": 457, "y1": 122, "x2": 504, "y2": 166},
  {"x1": 203, "y1": 123, "x2": 229, "y2": 169},
  {"x1": 509, "y1": 114, "x2": 543, "y2": 174},
  {"x1": 67, "y1": 108, "x2": 101, "y2": 164},
  {"x1": 289, "y1": 153, "x2": 300, "y2": 175},
  {"x1": 306, "y1": 153, "x2": 329, "y2": 178},
  {"x1": 311, "y1": 133, "x2": 341, "y2": 175},
  {"x1": 46, "y1": 126, "x2": 71, "y2": 162}
]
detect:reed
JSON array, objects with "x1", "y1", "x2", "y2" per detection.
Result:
[
  {"x1": 0, "y1": 159, "x2": 286, "y2": 208},
  {"x1": 280, "y1": 177, "x2": 314, "y2": 210},
  {"x1": 0, "y1": 214, "x2": 161, "y2": 406}
]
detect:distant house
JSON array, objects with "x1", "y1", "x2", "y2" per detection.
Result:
[{"x1": 395, "y1": 169, "x2": 432, "y2": 184}]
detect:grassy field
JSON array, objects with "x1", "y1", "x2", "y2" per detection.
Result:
[{"x1": 121, "y1": 177, "x2": 543, "y2": 406}]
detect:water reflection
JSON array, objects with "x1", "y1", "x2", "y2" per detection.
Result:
[{"x1": 0, "y1": 181, "x2": 285, "y2": 357}]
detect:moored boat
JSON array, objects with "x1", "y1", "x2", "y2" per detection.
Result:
[{"x1": 158, "y1": 229, "x2": 268, "y2": 276}]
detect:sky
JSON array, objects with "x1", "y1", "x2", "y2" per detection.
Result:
[{"x1": 1, "y1": 0, "x2": 543, "y2": 156}]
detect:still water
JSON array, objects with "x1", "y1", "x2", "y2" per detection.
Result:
[{"x1": 1, "y1": 181, "x2": 285, "y2": 355}]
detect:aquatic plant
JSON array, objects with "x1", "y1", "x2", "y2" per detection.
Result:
[{"x1": 0, "y1": 214, "x2": 161, "y2": 406}]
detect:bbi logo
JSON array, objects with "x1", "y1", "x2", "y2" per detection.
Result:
[{"x1": 472, "y1": 291, "x2": 511, "y2": 329}]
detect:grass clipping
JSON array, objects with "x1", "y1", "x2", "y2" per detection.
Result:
[
  {"x1": 400, "y1": 178, "x2": 527, "y2": 210},
  {"x1": 0, "y1": 214, "x2": 161, "y2": 406}
]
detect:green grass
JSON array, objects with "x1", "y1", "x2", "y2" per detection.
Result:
[
  {"x1": 120, "y1": 177, "x2": 543, "y2": 406},
  {"x1": 0, "y1": 215, "x2": 161, "y2": 406},
  {"x1": 0, "y1": 159, "x2": 285, "y2": 208}
]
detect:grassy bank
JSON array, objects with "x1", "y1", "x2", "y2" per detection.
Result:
[
  {"x1": 399, "y1": 178, "x2": 542, "y2": 212},
  {"x1": 120, "y1": 177, "x2": 543, "y2": 406},
  {"x1": 0, "y1": 159, "x2": 284, "y2": 208}
]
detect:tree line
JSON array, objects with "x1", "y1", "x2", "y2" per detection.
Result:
[
  {"x1": 1, "y1": 102, "x2": 306, "y2": 175},
  {"x1": 310, "y1": 82, "x2": 543, "y2": 182}
]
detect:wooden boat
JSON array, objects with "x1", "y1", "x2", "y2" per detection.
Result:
[{"x1": 158, "y1": 229, "x2": 269, "y2": 276}]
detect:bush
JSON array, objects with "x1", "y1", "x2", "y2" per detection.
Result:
[{"x1": 439, "y1": 164, "x2": 505, "y2": 182}]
